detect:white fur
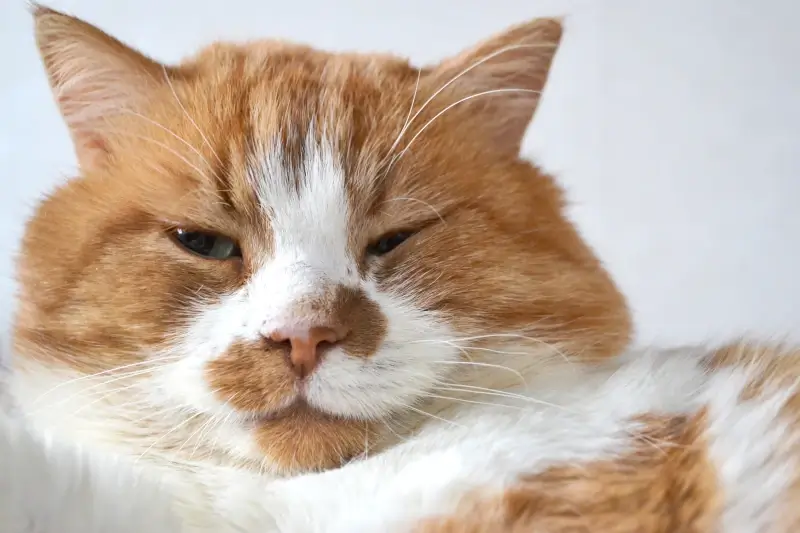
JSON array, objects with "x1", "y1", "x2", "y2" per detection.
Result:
[
  {"x1": 7, "y1": 345, "x2": 800, "y2": 532},
  {"x1": 0, "y1": 409, "x2": 180, "y2": 533},
  {"x1": 703, "y1": 365, "x2": 799, "y2": 532}
]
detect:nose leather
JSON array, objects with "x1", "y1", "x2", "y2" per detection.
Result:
[{"x1": 269, "y1": 326, "x2": 345, "y2": 378}]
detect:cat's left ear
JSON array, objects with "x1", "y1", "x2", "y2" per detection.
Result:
[
  {"x1": 32, "y1": 5, "x2": 168, "y2": 170},
  {"x1": 426, "y1": 18, "x2": 563, "y2": 154}
]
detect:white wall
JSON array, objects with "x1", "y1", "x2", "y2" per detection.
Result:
[{"x1": 1, "y1": 0, "x2": 798, "y2": 348}]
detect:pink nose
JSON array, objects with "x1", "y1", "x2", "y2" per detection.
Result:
[{"x1": 269, "y1": 326, "x2": 347, "y2": 378}]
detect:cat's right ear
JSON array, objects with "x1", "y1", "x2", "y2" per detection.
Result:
[{"x1": 33, "y1": 5, "x2": 167, "y2": 171}]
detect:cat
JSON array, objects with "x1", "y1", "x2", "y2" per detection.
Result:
[{"x1": 4, "y1": 4, "x2": 800, "y2": 533}]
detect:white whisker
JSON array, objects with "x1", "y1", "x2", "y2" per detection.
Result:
[
  {"x1": 163, "y1": 66, "x2": 224, "y2": 166},
  {"x1": 429, "y1": 359, "x2": 528, "y2": 387},
  {"x1": 384, "y1": 67, "x2": 422, "y2": 160},
  {"x1": 381, "y1": 196, "x2": 446, "y2": 224},
  {"x1": 121, "y1": 109, "x2": 212, "y2": 170},
  {"x1": 66, "y1": 380, "x2": 147, "y2": 418},
  {"x1": 178, "y1": 413, "x2": 218, "y2": 456},
  {"x1": 207, "y1": 400, "x2": 242, "y2": 454},
  {"x1": 421, "y1": 393, "x2": 524, "y2": 410},
  {"x1": 436, "y1": 385, "x2": 571, "y2": 412},
  {"x1": 388, "y1": 43, "x2": 554, "y2": 160},
  {"x1": 135, "y1": 411, "x2": 205, "y2": 464},
  {"x1": 404, "y1": 404, "x2": 464, "y2": 429},
  {"x1": 31, "y1": 359, "x2": 180, "y2": 414},
  {"x1": 105, "y1": 130, "x2": 216, "y2": 182},
  {"x1": 31, "y1": 355, "x2": 180, "y2": 405},
  {"x1": 189, "y1": 392, "x2": 239, "y2": 460},
  {"x1": 393, "y1": 88, "x2": 540, "y2": 164}
]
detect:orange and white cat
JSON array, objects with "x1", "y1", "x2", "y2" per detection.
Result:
[{"x1": 3, "y1": 5, "x2": 800, "y2": 533}]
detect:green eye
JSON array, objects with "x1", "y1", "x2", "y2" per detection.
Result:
[
  {"x1": 172, "y1": 228, "x2": 241, "y2": 259},
  {"x1": 367, "y1": 231, "x2": 414, "y2": 256}
]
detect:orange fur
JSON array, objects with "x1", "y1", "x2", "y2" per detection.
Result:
[
  {"x1": 415, "y1": 342, "x2": 800, "y2": 532},
  {"x1": 708, "y1": 343, "x2": 800, "y2": 531},
  {"x1": 414, "y1": 412, "x2": 719, "y2": 533},
  {"x1": 14, "y1": 7, "x2": 629, "y2": 471}
]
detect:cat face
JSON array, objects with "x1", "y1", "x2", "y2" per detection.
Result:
[{"x1": 12, "y1": 7, "x2": 630, "y2": 472}]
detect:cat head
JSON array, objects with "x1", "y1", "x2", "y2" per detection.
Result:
[{"x1": 11, "y1": 6, "x2": 630, "y2": 473}]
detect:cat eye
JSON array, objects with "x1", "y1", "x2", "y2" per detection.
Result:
[
  {"x1": 367, "y1": 231, "x2": 414, "y2": 256},
  {"x1": 171, "y1": 228, "x2": 242, "y2": 260}
]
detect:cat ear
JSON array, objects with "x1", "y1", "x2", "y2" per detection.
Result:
[
  {"x1": 427, "y1": 18, "x2": 563, "y2": 154},
  {"x1": 33, "y1": 5, "x2": 167, "y2": 170}
]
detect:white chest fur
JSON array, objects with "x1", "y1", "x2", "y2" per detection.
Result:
[{"x1": 4, "y1": 345, "x2": 796, "y2": 533}]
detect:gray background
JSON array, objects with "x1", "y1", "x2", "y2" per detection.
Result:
[{"x1": 1, "y1": 0, "x2": 798, "y2": 351}]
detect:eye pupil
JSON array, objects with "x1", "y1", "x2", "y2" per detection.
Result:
[
  {"x1": 369, "y1": 231, "x2": 413, "y2": 256},
  {"x1": 173, "y1": 229, "x2": 241, "y2": 259},
  {"x1": 185, "y1": 232, "x2": 212, "y2": 253}
]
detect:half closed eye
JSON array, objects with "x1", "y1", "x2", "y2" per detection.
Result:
[
  {"x1": 171, "y1": 228, "x2": 242, "y2": 259},
  {"x1": 367, "y1": 231, "x2": 414, "y2": 257}
]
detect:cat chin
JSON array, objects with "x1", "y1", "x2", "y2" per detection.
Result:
[{"x1": 241, "y1": 397, "x2": 338, "y2": 425}]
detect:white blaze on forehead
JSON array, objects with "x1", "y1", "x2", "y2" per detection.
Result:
[
  {"x1": 252, "y1": 135, "x2": 355, "y2": 284},
  {"x1": 185, "y1": 134, "x2": 358, "y2": 345},
  {"x1": 243, "y1": 134, "x2": 359, "y2": 334}
]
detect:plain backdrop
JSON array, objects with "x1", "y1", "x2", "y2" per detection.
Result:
[{"x1": 1, "y1": 0, "x2": 798, "y2": 350}]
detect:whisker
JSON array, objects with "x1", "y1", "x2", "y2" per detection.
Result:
[
  {"x1": 421, "y1": 392, "x2": 524, "y2": 410},
  {"x1": 135, "y1": 411, "x2": 205, "y2": 464},
  {"x1": 404, "y1": 404, "x2": 465, "y2": 429},
  {"x1": 381, "y1": 196, "x2": 446, "y2": 224},
  {"x1": 207, "y1": 401, "x2": 241, "y2": 454},
  {"x1": 31, "y1": 355, "x2": 180, "y2": 405},
  {"x1": 187, "y1": 416, "x2": 218, "y2": 461},
  {"x1": 393, "y1": 88, "x2": 540, "y2": 165},
  {"x1": 436, "y1": 381, "x2": 534, "y2": 400},
  {"x1": 362, "y1": 421, "x2": 371, "y2": 460},
  {"x1": 66, "y1": 380, "x2": 147, "y2": 418},
  {"x1": 436, "y1": 385, "x2": 572, "y2": 412},
  {"x1": 60, "y1": 395, "x2": 156, "y2": 423},
  {"x1": 120, "y1": 109, "x2": 212, "y2": 170},
  {"x1": 125, "y1": 401, "x2": 195, "y2": 428},
  {"x1": 388, "y1": 43, "x2": 554, "y2": 159},
  {"x1": 103, "y1": 129, "x2": 216, "y2": 182},
  {"x1": 163, "y1": 66, "x2": 224, "y2": 167},
  {"x1": 383, "y1": 67, "x2": 422, "y2": 163},
  {"x1": 190, "y1": 392, "x2": 239, "y2": 460},
  {"x1": 31, "y1": 360, "x2": 180, "y2": 414},
  {"x1": 178, "y1": 413, "x2": 218, "y2": 456},
  {"x1": 429, "y1": 359, "x2": 528, "y2": 387},
  {"x1": 411, "y1": 333, "x2": 576, "y2": 369},
  {"x1": 455, "y1": 346, "x2": 531, "y2": 356},
  {"x1": 61, "y1": 99, "x2": 217, "y2": 182},
  {"x1": 411, "y1": 332, "x2": 548, "y2": 343}
]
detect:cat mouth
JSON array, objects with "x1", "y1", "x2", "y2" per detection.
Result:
[{"x1": 250, "y1": 398, "x2": 333, "y2": 424}]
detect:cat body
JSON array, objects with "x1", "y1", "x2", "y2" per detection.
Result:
[
  {"x1": 5, "y1": 5, "x2": 800, "y2": 532},
  {"x1": 8, "y1": 343, "x2": 800, "y2": 532}
]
